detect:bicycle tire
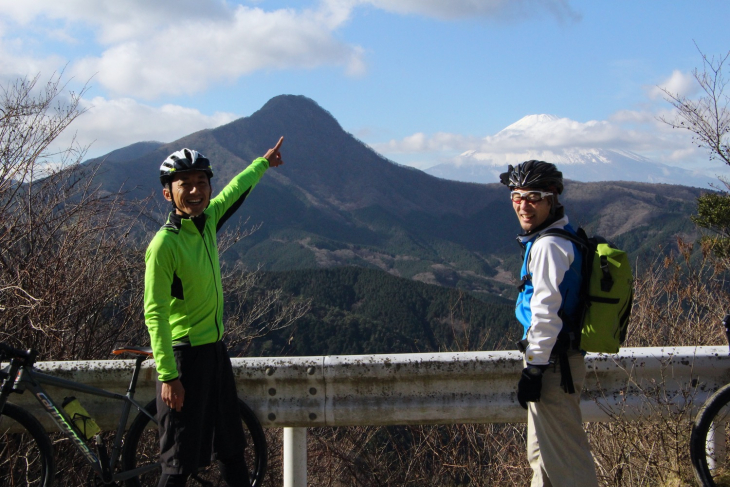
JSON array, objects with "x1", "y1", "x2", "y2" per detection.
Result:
[
  {"x1": 692, "y1": 383, "x2": 730, "y2": 486},
  {"x1": 0, "y1": 403, "x2": 55, "y2": 487},
  {"x1": 122, "y1": 398, "x2": 267, "y2": 487}
]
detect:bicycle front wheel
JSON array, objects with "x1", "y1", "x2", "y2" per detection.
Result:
[
  {"x1": 122, "y1": 398, "x2": 268, "y2": 487},
  {"x1": 692, "y1": 384, "x2": 730, "y2": 486},
  {"x1": 0, "y1": 403, "x2": 55, "y2": 487}
]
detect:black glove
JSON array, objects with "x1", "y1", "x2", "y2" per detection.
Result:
[{"x1": 517, "y1": 365, "x2": 547, "y2": 409}]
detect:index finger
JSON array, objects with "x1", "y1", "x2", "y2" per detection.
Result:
[{"x1": 272, "y1": 136, "x2": 284, "y2": 151}]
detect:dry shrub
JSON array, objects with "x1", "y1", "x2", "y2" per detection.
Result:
[
  {"x1": 302, "y1": 424, "x2": 529, "y2": 487},
  {"x1": 221, "y1": 261, "x2": 312, "y2": 356},
  {"x1": 0, "y1": 73, "x2": 148, "y2": 359},
  {"x1": 625, "y1": 238, "x2": 728, "y2": 348},
  {"x1": 585, "y1": 238, "x2": 730, "y2": 487}
]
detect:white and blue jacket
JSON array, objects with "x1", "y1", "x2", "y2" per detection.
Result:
[{"x1": 516, "y1": 216, "x2": 583, "y2": 366}]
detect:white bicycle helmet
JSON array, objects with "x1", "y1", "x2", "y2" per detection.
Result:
[{"x1": 159, "y1": 148, "x2": 213, "y2": 187}]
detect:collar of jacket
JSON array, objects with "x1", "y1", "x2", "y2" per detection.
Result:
[{"x1": 166, "y1": 211, "x2": 207, "y2": 234}]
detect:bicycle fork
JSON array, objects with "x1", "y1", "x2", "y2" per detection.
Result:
[{"x1": 0, "y1": 356, "x2": 29, "y2": 414}]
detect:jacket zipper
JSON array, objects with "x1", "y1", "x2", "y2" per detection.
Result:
[{"x1": 201, "y1": 225, "x2": 222, "y2": 342}]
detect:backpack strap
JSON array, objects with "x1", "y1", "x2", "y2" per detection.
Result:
[
  {"x1": 599, "y1": 254, "x2": 613, "y2": 292},
  {"x1": 528, "y1": 227, "x2": 588, "y2": 273},
  {"x1": 536, "y1": 227, "x2": 588, "y2": 249},
  {"x1": 544, "y1": 229, "x2": 613, "y2": 292},
  {"x1": 558, "y1": 351, "x2": 576, "y2": 394},
  {"x1": 532, "y1": 227, "x2": 590, "y2": 395},
  {"x1": 540, "y1": 227, "x2": 592, "y2": 323}
]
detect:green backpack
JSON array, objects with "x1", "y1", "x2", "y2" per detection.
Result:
[{"x1": 536, "y1": 227, "x2": 634, "y2": 353}]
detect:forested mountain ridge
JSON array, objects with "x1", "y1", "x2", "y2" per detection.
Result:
[
  {"x1": 239, "y1": 267, "x2": 518, "y2": 357},
  {"x1": 87, "y1": 95, "x2": 707, "y2": 300}
]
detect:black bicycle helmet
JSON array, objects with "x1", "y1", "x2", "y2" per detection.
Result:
[
  {"x1": 159, "y1": 148, "x2": 213, "y2": 186},
  {"x1": 499, "y1": 160, "x2": 563, "y2": 194}
]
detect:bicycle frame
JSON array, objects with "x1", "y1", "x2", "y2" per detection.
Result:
[{"x1": 0, "y1": 355, "x2": 160, "y2": 483}]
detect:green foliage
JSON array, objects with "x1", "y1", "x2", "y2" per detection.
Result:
[
  {"x1": 429, "y1": 240, "x2": 496, "y2": 276},
  {"x1": 242, "y1": 240, "x2": 319, "y2": 270},
  {"x1": 692, "y1": 191, "x2": 730, "y2": 234},
  {"x1": 690, "y1": 192, "x2": 730, "y2": 257},
  {"x1": 610, "y1": 214, "x2": 697, "y2": 262},
  {"x1": 699, "y1": 235, "x2": 730, "y2": 258},
  {"x1": 241, "y1": 267, "x2": 517, "y2": 356}
]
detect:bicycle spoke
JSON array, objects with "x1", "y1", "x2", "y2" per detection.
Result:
[
  {"x1": 0, "y1": 407, "x2": 53, "y2": 487},
  {"x1": 707, "y1": 402, "x2": 730, "y2": 485},
  {"x1": 693, "y1": 386, "x2": 730, "y2": 486}
]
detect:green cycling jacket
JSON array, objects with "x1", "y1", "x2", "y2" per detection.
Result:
[{"x1": 144, "y1": 157, "x2": 269, "y2": 381}]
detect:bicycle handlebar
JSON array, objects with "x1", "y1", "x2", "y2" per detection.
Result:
[{"x1": 0, "y1": 342, "x2": 37, "y2": 365}]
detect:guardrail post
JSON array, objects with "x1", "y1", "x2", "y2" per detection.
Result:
[{"x1": 283, "y1": 427, "x2": 307, "y2": 487}]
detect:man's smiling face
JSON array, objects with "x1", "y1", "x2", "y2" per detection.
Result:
[
  {"x1": 164, "y1": 170, "x2": 211, "y2": 217},
  {"x1": 512, "y1": 187, "x2": 552, "y2": 233}
]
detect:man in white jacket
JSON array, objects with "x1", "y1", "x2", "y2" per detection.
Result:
[{"x1": 500, "y1": 160, "x2": 599, "y2": 487}]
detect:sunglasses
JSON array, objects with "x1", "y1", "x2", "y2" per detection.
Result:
[{"x1": 510, "y1": 190, "x2": 554, "y2": 203}]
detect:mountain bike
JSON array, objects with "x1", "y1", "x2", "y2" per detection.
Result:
[
  {"x1": 0, "y1": 342, "x2": 267, "y2": 486},
  {"x1": 691, "y1": 315, "x2": 730, "y2": 486}
]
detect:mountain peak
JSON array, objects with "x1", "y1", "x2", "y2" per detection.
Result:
[
  {"x1": 256, "y1": 94, "x2": 341, "y2": 128},
  {"x1": 259, "y1": 94, "x2": 322, "y2": 112},
  {"x1": 221, "y1": 94, "x2": 346, "y2": 146},
  {"x1": 500, "y1": 114, "x2": 560, "y2": 132}
]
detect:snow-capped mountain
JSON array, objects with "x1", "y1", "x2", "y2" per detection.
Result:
[{"x1": 425, "y1": 114, "x2": 718, "y2": 189}]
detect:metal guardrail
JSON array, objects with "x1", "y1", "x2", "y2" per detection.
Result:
[
  {"x1": 9, "y1": 346, "x2": 730, "y2": 430},
  {"x1": 7, "y1": 346, "x2": 730, "y2": 487}
]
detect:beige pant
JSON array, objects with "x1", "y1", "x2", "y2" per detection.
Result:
[{"x1": 526, "y1": 352, "x2": 599, "y2": 487}]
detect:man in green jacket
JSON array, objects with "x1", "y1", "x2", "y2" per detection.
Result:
[{"x1": 144, "y1": 137, "x2": 284, "y2": 486}]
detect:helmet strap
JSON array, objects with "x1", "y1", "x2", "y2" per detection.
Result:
[
  {"x1": 163, "y1": 185, "x2": 193, "y2": 219},
  {"x1": 171, "y1": 200, "x2": 193, "y2": 219},
  {"x1": 549, "y1": 194, "x2": 562, "y2": 217},
  {"x1": 520, "y1": 199, "x2": 564, "y2": 236}
]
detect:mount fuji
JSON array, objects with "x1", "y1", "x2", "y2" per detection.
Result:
[{"x1": 424, "y1": 114, "x2": 718, "y2": 189}]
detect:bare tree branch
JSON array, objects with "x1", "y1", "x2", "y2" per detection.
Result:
[{"x1": 658, "y1": 44, "x2": 730, "y2": 166}]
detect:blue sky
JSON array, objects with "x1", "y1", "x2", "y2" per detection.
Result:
[{"x1": 2, "y1": 0, "x2": 729, "y2": 178}]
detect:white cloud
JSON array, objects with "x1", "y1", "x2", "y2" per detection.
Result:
[
  {"x1": 373, "y1": 111, "x2": 703, "y2": 171},
  {"x1": 3, "y1": 1, "x2": 231, "y2": 43},
  {"x1": 3, "y1": 2, "x2": 365, "y2": 99},
  {"x1": 649, "y1": 69, "x2": 698, "y2": 100},
  {"x1": 484, "y1": 115, "x2": 650, "y2": 152},
  {"x1": 53, "y1": 96, "x2": 237, "y2": 159},
  {"x1": 0, "y1": 33, "x2": 67, "y2": 86},
  {"x1": 374, "y1": 132, "x2": 479, "y2": 153},
  {"x1": 667, "y1": 147, "x2": 697, "y2": 162},
  {"x1": 2, "y1": 1, "x2": 581, "y2": 100},
  {"x1": 609, "y1": 109, "x2": 656, "y2": 125},
  {"x1": 369, "y1": 58, "x2": 712, "y2": 174},
  {"x1": 74, "y1": 6, "x2": 366, "y2": 98}
]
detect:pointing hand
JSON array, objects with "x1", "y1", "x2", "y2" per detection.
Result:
[{"x1": 264, "y1": 136, "x2": 284, "y2": 167}]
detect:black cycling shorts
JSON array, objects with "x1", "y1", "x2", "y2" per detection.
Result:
[{"x1": 156, "y1": 341, "x2": 246, "y2": 475}]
